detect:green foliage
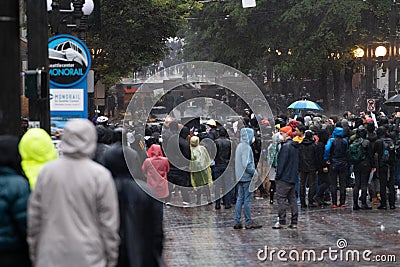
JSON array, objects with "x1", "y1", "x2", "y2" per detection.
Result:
[
  {"x1": 87, "y1": 0, "x2": 186, "y2": 85},
  {"x1": 182, "y1": 0, "x2": 396, "y2": 84}
]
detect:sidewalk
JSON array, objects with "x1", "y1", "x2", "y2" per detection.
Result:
[{"x1": 163, "y1": 190, "x2": 400, "y2": 266}]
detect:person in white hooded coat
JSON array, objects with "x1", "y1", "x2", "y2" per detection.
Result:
[{"x1": 27, "y1": 119, "x2": 120, "y2": 267}]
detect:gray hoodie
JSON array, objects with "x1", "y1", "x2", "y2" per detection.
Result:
[
  {"x1": 235, "y1": 128, "x2": 258, "y2": 182},
  {"x1": 28, "y1": 119, "x2": 120, "y2": 267}
]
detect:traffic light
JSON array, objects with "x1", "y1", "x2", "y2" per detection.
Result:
[{"x1": 24, "y1": 69, "x2": 47, "y2": 99}]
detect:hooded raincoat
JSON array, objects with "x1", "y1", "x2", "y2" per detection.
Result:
[
  {"x1": 142, "y1": 144, "x2": 170, "y2": 199},
  {"x1": 27, "y1": 119, "x2": 120, "y2": 267},
  {"x1": 19, "y1": 128, "x2": 57, "y2": 190},
  {"x1": 235, "y1": 128, "x2": 258, "y2": 182},
  {"x1": 190, "y1": 136, "x2": 213, "y2": 189},
  {"x1": 324, "y1": 127, "x2": 348, "y2": 168}
]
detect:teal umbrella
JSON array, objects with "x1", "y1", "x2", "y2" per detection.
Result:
[{"x1": 288, "y1": 100, "x2": 323, "y2": 111}]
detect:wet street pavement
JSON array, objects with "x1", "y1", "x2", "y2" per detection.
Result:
[{"x1": 163, "y1": 189, "x2": 400, "y2": 266}]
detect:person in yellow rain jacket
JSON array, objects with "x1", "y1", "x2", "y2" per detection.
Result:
[
  {"x1": 19, "y1": 128, "x2": 58, "y2": 190},
  {"x1": 190, "y1": 136, "x2": 213, "y2": 205}
]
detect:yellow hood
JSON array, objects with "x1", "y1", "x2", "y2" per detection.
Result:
[{"x1": 19, "y1": 128, "x2": 58, "y2": 189}]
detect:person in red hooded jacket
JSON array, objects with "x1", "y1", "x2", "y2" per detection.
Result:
[{"x1": 142, "y1": 144, "x2": 170, "y2": 203}]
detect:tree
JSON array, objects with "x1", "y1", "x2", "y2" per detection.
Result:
[
  {"x1": 181, "y1": 0, "x2": 395, "y2": 112},
  {"x1": 86, "y1": 0, "x2": 184, "y2": 85}
]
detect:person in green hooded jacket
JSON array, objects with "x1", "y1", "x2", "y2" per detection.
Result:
[{"x1": 19, "y1": 128, "x2": 58, "y2": 190}]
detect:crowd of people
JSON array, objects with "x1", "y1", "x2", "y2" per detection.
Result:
[
  {"x1": 3, "y1": 107, "x2": 400, "y2": 266},
  {"x1": 269, "y1": 109, "x2": 400, "y2": 229},
  {"x1": 147, "y1": 108, "x2": 400, "y2": 230},
  {"x1": 0, "y1": 118, "x2": 163, "y2": 267}
]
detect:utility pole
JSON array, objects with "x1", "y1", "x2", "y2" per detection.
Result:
[
  {"x1": 0, "y1": 1, "x2": 21, "y2": 135},
  {"x1": 26, "y1": 0, "x2": 50, "y2": 132}
]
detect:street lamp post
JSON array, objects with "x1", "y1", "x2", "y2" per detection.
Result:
[
  {"x1": 354, "y1": 43, "x2": 390, "y2": 110},
  {"x1": 47, "y1": 0, "x2": 94, "y2": 36}
]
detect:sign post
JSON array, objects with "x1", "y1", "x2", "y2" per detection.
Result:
[{"x1": 48, "y1": 34, "x2": 91, "y2": 128}]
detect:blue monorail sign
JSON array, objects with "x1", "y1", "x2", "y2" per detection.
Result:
[
  {"x1": 48, "y1": 34, "x2": 91, "y2": 126},
  {"x1": 48, "y1": 34, "x2": 91, "y2": 87}
]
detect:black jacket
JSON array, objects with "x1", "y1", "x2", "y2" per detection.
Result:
[
  {"x1": 164, "y1": 128, "x2": 191, "y2": 187},
  {"x1": 354, "y1": 138, "x2": 375, "y2": 168},
  {"x1": 298, "y1": 138, "x2": 318, "y2": 172},
  {"x1": 315, "y1": 142, "x2": 328, "y2": 170},
  {"x1": 276, "y1": 139, "x2": 299, "y2": 184},
  {"x1": 374, "y1": 137, "x2": 395, "y2": 167},
  {"x1": 214, "y1": 136, "x2": 231, "y2": 167},
  {"x1": 104, "y1": 145, "x2": 164, "y2": 267}
]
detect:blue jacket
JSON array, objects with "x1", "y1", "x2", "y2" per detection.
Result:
[
  {"x1": 235, "y1": 128, "x2": 258, "y2": 182},
  {"x1": 324, "y1": 127, "x2": 349, "y2": 168},
  {"x1": 0, "y1": 167, "x2": 30, "y2": 252},
  {"x1": 276, "y1": 139, "x2": 299, "y2": 184}
]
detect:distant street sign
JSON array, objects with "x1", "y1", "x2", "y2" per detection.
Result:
[{"x1": 367, "y1": 99, "x2": 376, "y2": 112}]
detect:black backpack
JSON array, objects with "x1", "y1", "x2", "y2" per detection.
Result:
[
  {"x1": 331, "y1": 137, "x2": 348, "y2": 159},
  {"x1": 381, "y1": 138, "x2": 395, "y2": 165}
]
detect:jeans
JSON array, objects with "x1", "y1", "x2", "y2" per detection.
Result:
[
  {"x1": 213, "y1": 166, "x2": 235, "y2": 206},
  {"x1": 234, "y1": 181, "x2": 253, "y2": 224}
]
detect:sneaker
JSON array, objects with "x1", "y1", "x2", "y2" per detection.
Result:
[
  {"x1": 390, "y1": 205, "x2": 396, "y2": 210},
  {"x1": 233, "y1": 223, "x2": 243, "y2": 229},
  {"x1": 272, "y1": 222, "x2": 285, "y2": 229},
  {"x1": 224, "y1": 204, "x2": 232, "y2": 209},
  {"x1": 332, "y1": 205, "x2": 338, "y2": 209},
  {"x1": 270, "y1": 199, "x2": 274, "y2": 204},
  {"x1": 339, "y1": 204, "x2": 346, "y2": 208},
  {"x1": 353, "y1": 205, "x2": 360, "y2": 210},
  {"x1": 288, "y1": 224, "x2": 297, "y2": 229},
  {"x1": 377, "y1": 205, "x2": 387, "y2": 210},
  {"x1": 182, "y1": 201, "x2": 190, "y2": 207},
  {"x1": 245, "y1": 221, "x2": 262, "y2": 229},
  {"x1": 215, "y1": 203, "x2": 221, "y2": 210}
]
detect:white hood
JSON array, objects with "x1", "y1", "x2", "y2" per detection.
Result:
[{"x1": 61, "y1": 119, "x2": 97, "y2": 159}]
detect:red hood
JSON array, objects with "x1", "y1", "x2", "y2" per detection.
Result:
[{"x1": 147, "y1": 144, "x2": 163, "y2": 158}]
